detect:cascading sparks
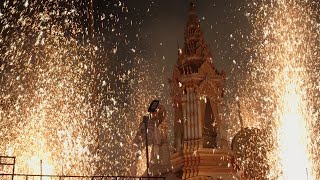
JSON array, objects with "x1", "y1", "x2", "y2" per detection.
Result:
[
  {"x1": 0, "y1": 0, "x2": 167, "y2": 176},
  {"x1": 275, "y1": 65, "x2": 311, "y2": 179},
  {"x1": 0, "y1": 0, "x2": 100, "y2": 175},
  {"x1": 244, "y1": 0, "x2": 320, "y2": 179}
]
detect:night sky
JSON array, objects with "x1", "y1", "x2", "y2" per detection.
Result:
[
  {"x1": 88, "y1": 0, "x2": 253, "y2": 122},
  {"x1": 91, "y1": 0, "x2": 251, "y2": 76},
  {"x1": 86, "y1": 0, "x2": 254, "y2": 145},
  {"x1": 89, "y1": 0, "x2": 254, "y2": 152}
]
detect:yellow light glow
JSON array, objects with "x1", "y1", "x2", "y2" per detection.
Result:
[
  {"x1": 242, "y1": 0, "x2": 319, "y2": 179},
  {"x1": 26, "y1": 156, "x2": 55, "y2": 175},
  {"x1": 275, "y1": 68, "x2": 312, "y2": 180}
]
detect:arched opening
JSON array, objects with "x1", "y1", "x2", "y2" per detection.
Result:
[{"x1": 203, "y1": 100, "x2": 217, "y2": 148}]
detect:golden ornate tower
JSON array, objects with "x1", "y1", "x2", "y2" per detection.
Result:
[{"x1": 169, "y1": 2, "x2": 239, "y2": 179}]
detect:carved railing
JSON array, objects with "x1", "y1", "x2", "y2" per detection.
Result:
[{"x1": 0, "y1": 174, "x2": 165, "y2": 180}]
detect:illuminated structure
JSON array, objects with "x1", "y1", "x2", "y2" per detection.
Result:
[{"x1": 169, "y1": 3, "x2": 239, "y2": 179}]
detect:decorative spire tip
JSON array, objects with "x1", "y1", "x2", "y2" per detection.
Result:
[{"x1": 189, "y1": 1, "x2": 196, "y2": 13}]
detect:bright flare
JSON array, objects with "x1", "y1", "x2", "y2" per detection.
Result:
[
  {"x1": 243, "y1": 0, "x2": 319, "y2": 179},
  {"x1": 276, "y1": 67, "x2": 311, "y2": 180}
]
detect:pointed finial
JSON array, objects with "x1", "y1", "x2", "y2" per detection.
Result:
[{"x1": 189, "y1": 1, "x2": 196, "y2": 14}]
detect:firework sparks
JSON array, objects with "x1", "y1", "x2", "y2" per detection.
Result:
[
  {"x1": 0, "y1": 0, "x2": 167, "y2": 176},
  {"x1": 238, "y1": 0, "x2": 320, "y2": 179},
  {"x1": 0, "y1": 0, "x2": 100, "y2": 174}
]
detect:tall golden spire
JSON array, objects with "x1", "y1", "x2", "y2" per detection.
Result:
[
  {"x1": 177, "y1": 2, "x2": 211, "y2": 72},
  {"x1": 170, "y1": 3, "x2": 238, "y2": 179},
  {"x1": 186, "y1": 1, "x2": 198, "y2": 27}
]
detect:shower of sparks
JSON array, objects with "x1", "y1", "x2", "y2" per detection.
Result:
[
  {"x1": 0, "y1": 0, "x2": 167, "y2": 176},
  {"x1": 237, "y1": 0, "x2": 320, "y2": 179},
  {"x1": 0, "y1": 0, "x2": 100, "y2": 175}
]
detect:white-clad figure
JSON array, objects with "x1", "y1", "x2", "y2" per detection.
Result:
[{"x1": 130, "y1": 104, "x2": 171, "y2": 176}]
